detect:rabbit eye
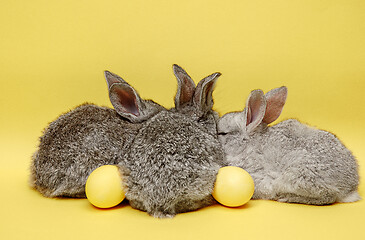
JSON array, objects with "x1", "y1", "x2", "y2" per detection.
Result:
[
  {"x1": 218, "y1": 132, "x2": 228, "y2": 136},
  {"x1": 218, "y1": 130, "x2": 241, "y2": 136}
]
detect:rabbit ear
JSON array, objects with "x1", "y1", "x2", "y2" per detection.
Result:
[
  {"x1": 193, "y1": 72, "x2": 221, "y2": 114},
  {"x1": 245, "y1": 89, "x2": 266, "y2": 132},
  {"x1": 262, "y1": 86, "x2": 287, "y2": 124},
  {"x1": 105, "y1": 71, "x2": 150, "y2": 123},
  {"x1": 173, "y1": 64, "x2": 196, "y2": 109}
]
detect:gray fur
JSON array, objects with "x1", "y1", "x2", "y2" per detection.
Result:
[
  {"x1": 217, "y1": 86, "x2": 360, "y2": 205},
  {"x1": 30, "y1": 65, "x2": 225, "y2": 218}
]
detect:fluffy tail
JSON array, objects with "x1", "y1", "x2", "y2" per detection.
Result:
[{"x1": 338, "y1": 191, "x2": 361, "y2": 203}]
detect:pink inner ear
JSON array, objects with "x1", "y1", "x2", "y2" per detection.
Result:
[
  {"x1": 244, "y1": 90, "x2": 266, "y2": 132},
  {"x1": 246, "y1": 107, "x2": 252, "y2": 126},
  {"x1": 263, "y1": 87, "x2": 287, "y2": 124},
  {"x1": 263, "y1": 103, "x2": 282, "y2": 123},
  {"x1": 179, "y1": 76, "x2": 195, "y2": 105},
  {"x1": 115, "y1": 87, "x2": 140, "y2": 116},
  {"x1": 204, "y1": 81, "x2": 214, "y2": 105},
  {"x1": 248, "y1": 95, "x2": 263, "y2": 124}
]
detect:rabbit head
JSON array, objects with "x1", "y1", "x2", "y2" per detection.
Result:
[
  {"x1": 112, "y1": 65, "x2": 225, "y2": 218},
  {"x1": 217, "y1": 87, "x2": 287, "y2": 156}
]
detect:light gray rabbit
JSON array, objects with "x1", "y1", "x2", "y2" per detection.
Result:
[
  {"x1": 30, "y1": 65, "x2": 225, "y2": 218},
  {"x1": 217, "y1": 86, "x2": 360, "y2": 205}
]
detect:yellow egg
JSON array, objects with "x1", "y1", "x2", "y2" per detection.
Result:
[
  {"x1": 212, "y1": 166, "x2": 255, "y2": 207},
  {"x1": 85, "y1": 165, "x2": 125, "y2": 208}
]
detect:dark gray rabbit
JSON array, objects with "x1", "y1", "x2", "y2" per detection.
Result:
[
  {"x1": 30, "y1": 65, "x2": 225, "y2": 218},
  {"x1": 217, "y1": 86, "x2": 360, "y2": 205},
  {"x1": 30, "y1": 71, "x2": 165, "y2": 198}
]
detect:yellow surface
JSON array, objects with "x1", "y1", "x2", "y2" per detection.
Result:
[
  {"x1": 0, "y1": 0, "x2": 364, "y2": 239},
  {"x1": 213, "y1": 166, "x2": 254, "y2": 207},
  {"x1": 85, "y1": 165, "x2": 125, "y2": 208}
]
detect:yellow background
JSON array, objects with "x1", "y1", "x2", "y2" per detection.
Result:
[{"x1": 1, "y1": 1, "x2": 364, "y2": 239}]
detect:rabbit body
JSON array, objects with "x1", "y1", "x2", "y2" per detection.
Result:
[
  {"x1": 30, "y1": 65, "x2": 225, "y2": 218},
  {"x1": 218, "y1": 87, "x2": 360, "y2": 205},
  {"x1": 30, "y1": 103, "x2": 152, "y2": 198},
  {"x1": 120, "y1": 110, "x2": 224, "y2": 218}
]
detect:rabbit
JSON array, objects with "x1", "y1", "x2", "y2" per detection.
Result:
[
  {"x1": 217, "y1": 86, "x2": 360, "y2": 205},
  {"x1": 116, "y1": 65, "x2": 225, "y2": 218},
  {"x1": 30, "y1": 64, "x2": 225, "y2": 218},
  {"x1": 30, "y1": 71, "x2": 165, "y2": 198}
]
